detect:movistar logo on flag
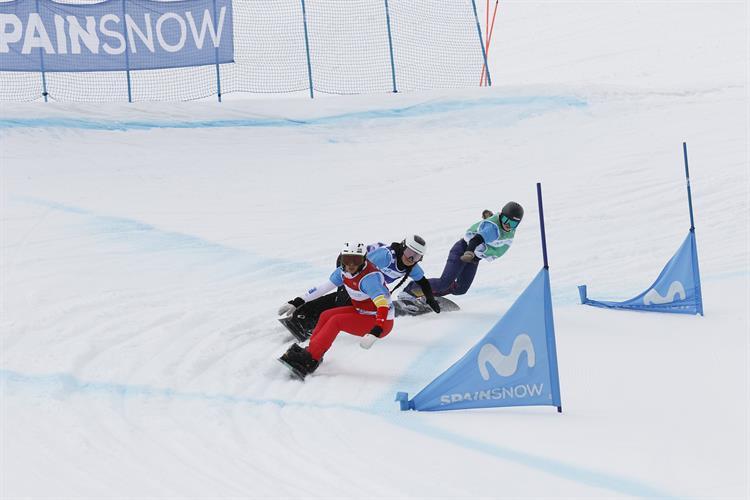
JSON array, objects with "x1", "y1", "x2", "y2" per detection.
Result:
[
  {"x1": 397, "y1": 268, "x2": 562, "y2": 412},
  {"x1": 477, "y1": 333, "x2": 534, "y2": 380},
  {"x1": 0, "y1": 0, "x2": 234, "y2": 72}
]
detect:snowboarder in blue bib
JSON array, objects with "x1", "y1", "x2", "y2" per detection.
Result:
[
  {"x1": 366, "y1": 235, "x2": 441, "y2": 312},
  {"x1": 404, "y1": 202, "x2": 523, "y2": 298}
]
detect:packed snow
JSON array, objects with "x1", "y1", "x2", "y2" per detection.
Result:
[{"x1": 1, "y1": 1, "x2": 747, "y2": 498}]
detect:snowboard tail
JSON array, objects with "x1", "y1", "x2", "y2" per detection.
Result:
[
  {"x1": 278, "y1": 357, "x2": 307, "y2": 381},
  {"x1": 278, "y1": 316, "x2": 311, "y2": 342}
]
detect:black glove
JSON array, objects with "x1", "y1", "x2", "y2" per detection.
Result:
[
  {"x1": 369, "y1": 325, "x2": 384, "y2": 338},
  {"x1": 426, "y1": 297, "x2": 441, "y2": 313},
  {"x1": 289, "y1": 297, "x2": 305, "y2": 308}
]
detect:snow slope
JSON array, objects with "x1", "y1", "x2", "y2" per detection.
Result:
[{"x1": 1, "y1": 1, "x2": 748, "y2": 498}]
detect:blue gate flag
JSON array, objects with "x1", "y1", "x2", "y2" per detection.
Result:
[
  {"x1": 396, "y1": 268, "x2": 562, "y2": 412},
  {"x1": 0, "y1": 0, "x2": 234, "y2": 72},
  {"x1": 578, "y1": 231, "x2": 703, "y2": 315}
]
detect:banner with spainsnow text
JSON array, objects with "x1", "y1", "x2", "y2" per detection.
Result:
[{"x1": 0, "y1": 0, "x2": 233, "y2": 72}]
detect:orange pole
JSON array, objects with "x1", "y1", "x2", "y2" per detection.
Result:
[
  {"x1": 480, "y1": 0, "x2": 499, "y2": 87},
  {"x1": 484, "y1": 0, "x2": 490, "y2": 45}
]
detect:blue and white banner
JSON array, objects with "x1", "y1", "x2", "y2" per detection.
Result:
[
  {"x1": 578, "y1": 231, "x2": 704, "y2": 315},
  {"x1": 0, "y1": 0, "x2": 233, "y2": 72},
  {"x1": 396, "y1": 268, "x2": 562, "y2": 412}
]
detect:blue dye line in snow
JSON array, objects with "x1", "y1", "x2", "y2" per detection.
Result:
[
  {"x1": 2, "y1": 367, "x2": 674, "y2": 498},
  {"x1": 0, "y1": 369, "x2": 364, "y2": 413},
  {"x1": 390, "y1": 416, "x2": 677, "y2": 499},
  {"x1": 0, "y1": 116, "x2": 304, "y2": 131},
  {"x1": 13, "y1": 196, "x2": 326, "y2": 279},
  {"x1": 0, "y1": 96, "x2": 586, "y2": 131}
]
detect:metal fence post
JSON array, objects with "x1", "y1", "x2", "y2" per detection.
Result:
[
  {"x1": 212, "y1": 0, "x2": 222, "y2": 102},
  {"x1": 34, "y1": 0, "x2": 48, "y2": 102},
  {"x1": 121, "y1": 0, "x2": 133, "y2": 102},
  {"x1": 300, "y1": 0, "x2": 314, "y2": 98},
  {"x1": 384, "y1": 0, "x2": 397, "y2": 93}
]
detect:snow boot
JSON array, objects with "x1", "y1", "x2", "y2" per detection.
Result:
[{"x1": 279, "y1": 343, "x2": 320, "y2": 380}]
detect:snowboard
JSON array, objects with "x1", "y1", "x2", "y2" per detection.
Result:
[
  {"x1": 278, "y1": 316, "x2": 311, "y2": 342},
  {"x1": 278, "y1": 357, "x2": 307, "y2": 381},
  {"x1": 393, "y1": 296, "x2": 460, "y2": 317}
]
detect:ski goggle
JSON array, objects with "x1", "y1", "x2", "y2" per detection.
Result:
[
  {"x1": 403, "y1": 247, "x2": 423, "y2": 264},
  {"x1": 340, "y1": 254, "x2": 365, "y2": 267},
  {"x1": 500, "y1": 215, "x2": 521, "y2": 229}
]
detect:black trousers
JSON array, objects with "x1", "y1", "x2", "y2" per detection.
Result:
[{"x1": 292, "y1": 286, "x2": 352, "y2": 335}]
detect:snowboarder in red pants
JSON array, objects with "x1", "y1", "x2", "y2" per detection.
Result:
[{"x1": 278, "y1": 242, "x2": 394, "y2": 380}]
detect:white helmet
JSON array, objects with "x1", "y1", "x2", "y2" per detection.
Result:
[
  {"x1": 403, "y1": 234, "x2": 427, "y2": 257},
  {"x1": 340, "y1": 242, "x2": 367, "y2": 272},
  {"x1": 341, "y1": 242, "x2": 367, "y2": 257}
]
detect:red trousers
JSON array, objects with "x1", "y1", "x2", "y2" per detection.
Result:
[{"x1": 307, "y1": 306, "x2": 394, "y2": 360}]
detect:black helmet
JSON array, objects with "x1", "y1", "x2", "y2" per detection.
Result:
[{"x1": 500, "y1": 202, "x2": 523, "y2": 228}]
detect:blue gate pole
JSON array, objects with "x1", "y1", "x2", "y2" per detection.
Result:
[
  {"x1": 121, "y1": 0, "x2": 132, "y2": 102},
  {"x1": 683, "y1": 141, "x2": 696, "y2": 231},
  {"x1": 212, "y1": 0, "x2": 222, "y2": 102},
  {"x1": 537, "y1": 182, "x2": 562, "y2": 412},
  {"x1": 536, "y1": 182, "x2": 549, "y2": 269},
  {"x1": 384, "y1": 0, "x2": 397, "y2": 93},
  {"x1": 34, "y1": 0, "x2": 48, "y2": 102},
  {"x1": 470, "y1": 0, "x2": 491, "y2": 86},
  {"x1": 300, "y1": 0, "x2": 314, "y2": 99},
  {"x1": 683, "y1": 141, "x2": 703, "y2": 316}
]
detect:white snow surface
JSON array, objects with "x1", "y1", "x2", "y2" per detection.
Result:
[{"x1": 1, "y1": 2, "x2": 748, "y2": 498}]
